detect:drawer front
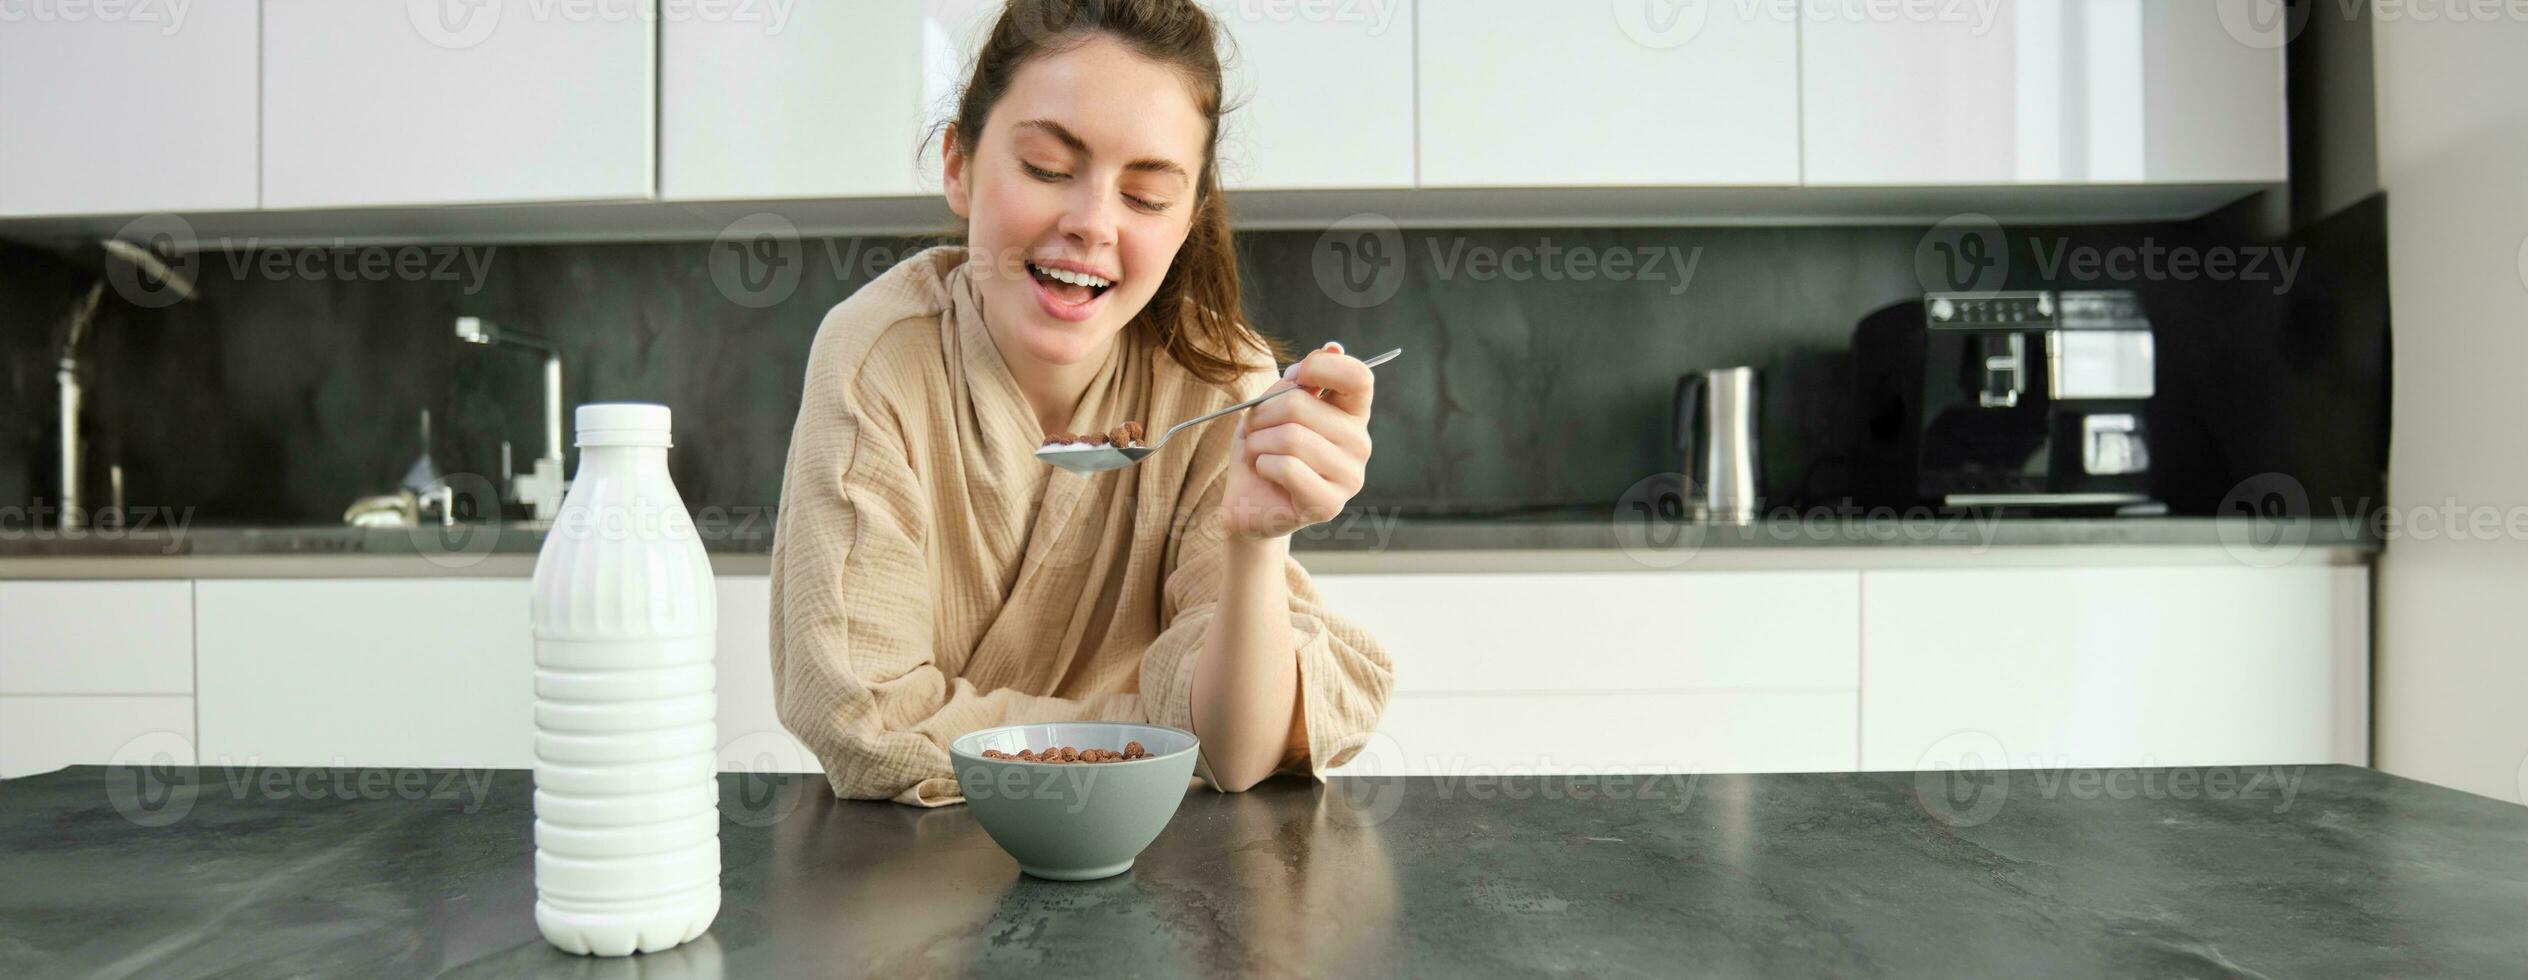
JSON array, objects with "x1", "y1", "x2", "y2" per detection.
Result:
[
  {"x1": 0, "y1": 695, "x2": 194, "y2": 779},
  {"x1": 0, "y1": 581, "x2": 194, "y2": 695},
  {"x1": 194, "y1": 578, "x2": 815, "y2": 773},
  {"x1": 1329, "y1": 691, "x2": 1857, "y2": 777},
  {"x1": 195, "y1": 579, "x2": 536, "y2": 769},
  {"x1": 1311, "y1": 571, "x2": 1859, "y2": 694},
  {"x1": 1860, "y1": 566, "x2": 2368, "y2": 770},
  {"x1": 712, "y1": 577, "x2": 818, "y2": 774}
]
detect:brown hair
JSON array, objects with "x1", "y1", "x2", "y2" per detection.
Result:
[{"x1": 942, "y1": 0, "x2": 1279, "y2": 385}]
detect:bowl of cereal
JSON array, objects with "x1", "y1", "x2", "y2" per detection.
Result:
[{"x1": 950, "y1": 721, "x2": 1200, "y2": 880}]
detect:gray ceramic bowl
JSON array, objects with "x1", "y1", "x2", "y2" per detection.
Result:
[{"x1": 950, "y1": 722, "x2": 1200, "y2": 880}]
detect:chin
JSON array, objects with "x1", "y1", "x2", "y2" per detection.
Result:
[
  {"x1": 1009, "y1": 314, "x2": 1122, "y2": 367},
  {"x1": 986, "y1": 276, "x2": 1144, "y2": 368}
]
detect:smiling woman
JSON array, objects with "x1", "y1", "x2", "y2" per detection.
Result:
[{"x1": 768, "y1": 0, "x2": 1396, "y2": 807}]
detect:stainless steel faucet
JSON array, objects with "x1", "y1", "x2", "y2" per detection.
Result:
[
  {"x1": 455, "y1": 316, "x2": 569, "y2": 520},
  {"x1": 58, "y1": 239, "x2": 197, "y2": 529}
]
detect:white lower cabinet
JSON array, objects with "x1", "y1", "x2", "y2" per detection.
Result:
[
  {"x1": 6, "y1": 561, "x2": 2371, "y2": 779},
  {"x1": 710, "y1": 577, "x2": 819, "y2": 773},
  {"x1": 1859, "y1": 566, "x2": 2370, "y2": 771},
  {"x1": 0, "y1": 696, "x2": 195, "y2": 779},
  {"x1": 195, "y1": 580, "x2": 539, "y2": 769},
  {"x1": 190, "y1": 578, "x2": 810, "y2": 773},
  {"x1": 1341, "y1": 691, "x2": 1857, "y2": 777},
  {"x1": 0, "y1": 581, "x2": 197, "y2": 777},
  {"x1": 1312, "y1": 571, "x2": 1864, "y2": 776},
  {"x1": 0, "y1": 580, "x2": 196, "y2": 694}
]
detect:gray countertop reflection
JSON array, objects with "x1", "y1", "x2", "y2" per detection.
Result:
[
  {"x1": 2, "y1": 764, "x2": 2520, "y2": 977},
  {"x1": 0, "y1": 513, "x2": 2381, "y2": 559}
]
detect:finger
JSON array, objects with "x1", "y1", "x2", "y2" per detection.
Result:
[
  {"x1": 1253, "y1": 453, "x2": 1346, "y2": 526},
  {"x1": 1245, "y1": 389, "x2": 1371, "y2": 458},
  {"x1": 1279, "y1": 340, "x2": 1343, "y2": 387},
  {"x1": 1244, "y1": 422, "x2": 1365, "y2": 495},
  {"x1": 1283, "y1": 347, "x2": 1374, "y2": 416},
  {"x1": 1284, "y1": 348, "x2": 1374, "y2": 416}
]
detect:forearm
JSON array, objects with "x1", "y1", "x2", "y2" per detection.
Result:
[{"x1": 1188, "y1": 534, "x2": 1303, "y2": 792}]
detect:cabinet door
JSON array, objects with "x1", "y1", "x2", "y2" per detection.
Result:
[
  {"x1": 1416, "y1": 0, "x2": 1800, "y2": 186},
  {"x1": 196, "y1": 579, "x2": 538, "y2": 768},
  {"x1": 1801, "y1": 1, "x2": 2286, "y2": 185},
  {"x1": 1312, "y1": 570, "x2": 1860, "y2": 775},
  {"x1": 0, "y1": 4, "x2": 259, "y2": 215},
  {"x1": 1859, "y1": 566, "x2": 2368, "y2": 771},
  {"x1": 660, "y1": 3, "x2": 949, "y2": 200},
  {"x1": 0, "y1": 581, "x2": 194, "y2": 695},
  {"x1": 1341, "y1": 691, "x2": 1857, "y2": 776},
  {"x1": 1205, "y1": 0, "x2": 1416, "y2": 190},
  {"x1": 712, "y1": 576, "x2": 818, "y2": 773},
  {"x1": 0, "y1": 695, "x2": 194, "y2": 779},
  {"x1": 261, "y1": 0, "x2": 655, "y2": 209},
  {"x1": 195, "y1": 577, "x2": 810, "y2": 773}
]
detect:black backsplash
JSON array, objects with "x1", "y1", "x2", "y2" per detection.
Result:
[{"x1": 0, "y1": 197, "x2": 2389, "y2": 523}]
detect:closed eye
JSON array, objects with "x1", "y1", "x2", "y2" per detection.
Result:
[
  {"x1": 1125, "y1": 194, "x2": 1171, "y2": 214},
  {"x1": 1022, "y1": 162, "x2": 1069, "y2": 182}
]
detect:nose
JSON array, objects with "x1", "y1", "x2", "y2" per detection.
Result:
[{"x1": 1055, "y1": 179, "x2": 1120, "y2": 251}]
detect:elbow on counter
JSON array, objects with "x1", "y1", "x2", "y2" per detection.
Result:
[{"x1": 1204, "y1": 762, "x2": 1274, "y2": 795}]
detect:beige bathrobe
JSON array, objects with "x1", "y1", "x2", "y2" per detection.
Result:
[{"x1": 769, "y1": 247, "x2": 1394, "y2": 806}]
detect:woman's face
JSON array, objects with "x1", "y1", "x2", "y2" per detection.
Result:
[{"x1": 946, "y1": 36, "x2": 1209, "y2": 371}]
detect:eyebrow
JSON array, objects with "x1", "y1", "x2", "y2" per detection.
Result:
[{"x1": 1013, "y1": 118, "x2": 1191, "y2": 182}]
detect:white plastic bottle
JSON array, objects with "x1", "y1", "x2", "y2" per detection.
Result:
[{"x1": 530, "y1": 403, "x2": 720, "y2": 957}]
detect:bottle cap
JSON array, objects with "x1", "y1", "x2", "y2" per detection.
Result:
[{"x1": 576, "y1": 403, "x2": 672, "y2": 448}]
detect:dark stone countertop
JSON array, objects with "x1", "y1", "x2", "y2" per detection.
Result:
[{"x1": 2, "y1": 764, "x2": 2518, "y2": 978}]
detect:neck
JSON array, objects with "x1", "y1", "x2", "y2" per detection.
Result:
[
  {"x1": 579, "y1": 444, "x2": 669, "y2": 478},
  {"x1": 984, "y1": 320, "x2": 1115, "y2": 438}
]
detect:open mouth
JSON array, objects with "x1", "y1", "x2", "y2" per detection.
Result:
[{"x1": 1027, "y1": 262, "x2": 1115, "y2": 306}]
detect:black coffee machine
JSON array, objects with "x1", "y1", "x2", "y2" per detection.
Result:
[{"x1": 1851, "y1": 290, "x2": 2163, "y2": 515}]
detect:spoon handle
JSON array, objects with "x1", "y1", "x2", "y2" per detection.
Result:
[
  {"x1": 1157, "y1": 347, "x2": 1403, "y2": 447},
  {"x1": 1158, "y1": 387, "x2": 1294, "y2": 445}
]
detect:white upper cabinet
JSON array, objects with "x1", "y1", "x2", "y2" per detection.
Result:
[
  {"x1": 261, "y1": 0, "x2": 655, "y2": 209},
  {"x1": 0, "y1": 0, "x2": 2297, "y2": 233},
  {"x1": 662, "y1": 2, "x2": 959, "y2": 200},
  {"x1": 0, "y1": 4, "x2": 259, "y2": 216},
  {"x1": 1802, "y1": 0, "x2": 2287, "y2": 185},
  {"x1": 1416, "y1": 0, "x2": 1801, "y2": 187},
  {"x1": 1206, "y1": 0, "x2": 1416, "y2": 190},
  {"x1": 660, "y1": 0, "x2": 1417, "y2": 200}
]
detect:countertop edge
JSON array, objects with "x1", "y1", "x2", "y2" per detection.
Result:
[{"x1": 0, "y1": 543, "x2": 2376, "y2": 580}]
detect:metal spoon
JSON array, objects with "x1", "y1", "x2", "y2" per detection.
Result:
[{"x1": 1035, "y1": 347, "x2": 1403, "y2": 475}]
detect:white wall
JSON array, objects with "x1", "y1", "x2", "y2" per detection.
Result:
[{"x1": 2371, "y1": 9, "x2": 2528, "y2": 801}]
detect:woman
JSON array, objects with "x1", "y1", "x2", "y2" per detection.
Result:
[{"x1": 770, "y1": 0, "x2": 1394, "y2": 806}]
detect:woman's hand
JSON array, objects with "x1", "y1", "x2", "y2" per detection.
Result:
[{"x1": 1222, "y1": 342, "x2": 1375, "y2": 540}]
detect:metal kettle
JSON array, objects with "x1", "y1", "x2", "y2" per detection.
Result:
[{"x1": 1672, "y1": 367, "x2": 1761, "y2": 522}]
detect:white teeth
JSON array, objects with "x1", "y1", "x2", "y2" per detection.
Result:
[{"x1": 1034, "y1": 263, "x2": 1112, "y2": 289}]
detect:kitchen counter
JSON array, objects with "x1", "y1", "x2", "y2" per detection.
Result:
[
  {"x1": 3, "y1": 764, "x2": 2516, "y2": 977},
  {"x1": 0, "y1": 514, "x2": 2378, "y2": 578}
]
